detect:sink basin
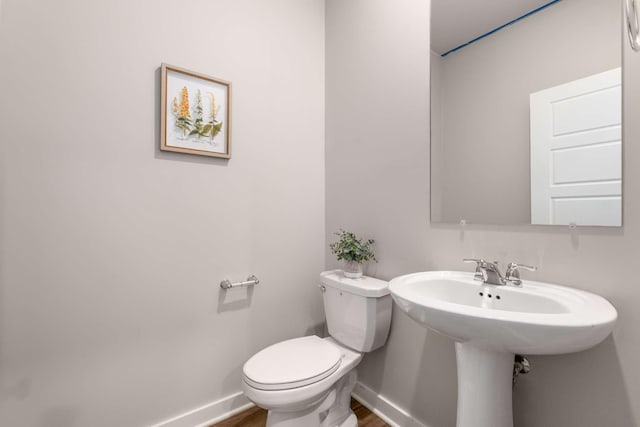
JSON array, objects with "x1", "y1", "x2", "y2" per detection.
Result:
[
  {"x1": 389, "y1": 271, "x2": 617, "y2": 427},
  {"x1": 389, "y1": 271, "x2": 617, "y2": 354}
]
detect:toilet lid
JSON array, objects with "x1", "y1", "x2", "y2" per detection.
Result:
[{"x1": 243, "y1": 336, "x2": 342, "y2": 391}]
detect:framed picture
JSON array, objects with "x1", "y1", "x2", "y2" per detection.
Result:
[{"x1": 161, "y1": 64, "x2": 231, "y2": 158}]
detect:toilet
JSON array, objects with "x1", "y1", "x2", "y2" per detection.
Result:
[{"x1": 242, "y1": 270, "x2": 392, "y2": 427}]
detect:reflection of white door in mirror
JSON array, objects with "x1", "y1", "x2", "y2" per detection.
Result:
[
  {"x1": 530, "y1": 68, "x2": 622, "y2": 226},
  {"x1": 430, "y1": 0, "x2": 621, "y2": 226}
]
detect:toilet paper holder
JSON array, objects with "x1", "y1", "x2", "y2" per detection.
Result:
[{"x1": 220, "y1": 275, "x2": 260, "y2": 290}]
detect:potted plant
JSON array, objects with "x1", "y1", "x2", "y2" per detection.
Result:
[{"x1": 329, "y1": 229, "x2": 377, "y2": 279}]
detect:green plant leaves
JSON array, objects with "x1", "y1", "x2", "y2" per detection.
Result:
[
  {"x1": 329, "y1": 229, "x2": 377, "y2": 264},
  {"x1": 173, "y1": 88, "x2": 224, "y2": 141}
]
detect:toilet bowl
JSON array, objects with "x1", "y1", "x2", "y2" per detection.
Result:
[
  {"x1": 241, "y1": 270, "x2": 392, "y2": 427},
  {"x1": 242, "y1": 336, "x2": 362, "y2": 427}
]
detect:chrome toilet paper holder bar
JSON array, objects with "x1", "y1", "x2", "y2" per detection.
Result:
[{"x1": 220, "y1": 275, "x2": 260, "y2": 289}]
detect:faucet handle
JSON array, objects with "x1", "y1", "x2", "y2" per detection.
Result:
[
  {"x1": 505, "y1": 262, "x2": 537, "y2": 286},
  {"x1": 463, "y1": 258, "x2": 487, "y2": 281},
  {"x1": 507, "y1": 262, "x2": 536, "y2": 272}
]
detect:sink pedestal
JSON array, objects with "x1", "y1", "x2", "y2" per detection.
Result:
[{"x1": 455, "y1": 342, "x2": 514, "y2": 427}]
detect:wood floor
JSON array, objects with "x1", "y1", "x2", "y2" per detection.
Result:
[{"x1": 210, "y1": 398, "x2": 390, "y2": 427}]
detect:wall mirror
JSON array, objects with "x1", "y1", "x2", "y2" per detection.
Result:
[{"x1": 430, "y1": 0, "x2": 622, "y2": 226}]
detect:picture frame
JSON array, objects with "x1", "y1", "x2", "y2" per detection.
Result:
[{"x1": 160, "y1": 63, "x2": 231, "y2": 158}]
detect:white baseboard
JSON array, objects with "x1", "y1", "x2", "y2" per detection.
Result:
[
  {"x1": 352, "y1": 381, "x2": 429, "y2": 427},
  {"x1": 153, "y1": 382, "x2": 428, "y2": 427},
  {"x1": 152, "y1": 391, "x2": 254, "y2": 427}
]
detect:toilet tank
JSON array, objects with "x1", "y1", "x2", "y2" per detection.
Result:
[{"x1": 319, "y1": 270, "x2": 392, "y2": 352}]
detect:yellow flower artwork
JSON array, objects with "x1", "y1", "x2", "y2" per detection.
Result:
[{"x1": 161, "y1": 64, "x2": 231, "y2": 158}]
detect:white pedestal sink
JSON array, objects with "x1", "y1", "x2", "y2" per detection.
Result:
[{"x1": 389, "y1": 271, "x2": 617, "y2": 427}]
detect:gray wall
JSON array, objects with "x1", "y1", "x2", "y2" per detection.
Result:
[
  {"x1": 326, "y1": 0, "x2": 639, "y2": 426},
  {"x1": 1, "y1": 1, "x2": 638, "y2": 426},
  {"x1": 0, "y1": 1, "x2": 325, "y2": 426},
  {"x1": 431, "y1": 0, "x2": 621, "y2": 225}
]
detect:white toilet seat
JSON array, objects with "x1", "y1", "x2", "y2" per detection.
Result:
[
  {"x1": 243, "y1": 336, "x2": 342, "y2": 391},
  {"x1": 242, "y1": 337, "x2": 363, "y2": 413}
]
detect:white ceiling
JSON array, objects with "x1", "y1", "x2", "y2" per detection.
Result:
[{"x1": 431, "y1": 0, "x2": 555, "y2": 55}]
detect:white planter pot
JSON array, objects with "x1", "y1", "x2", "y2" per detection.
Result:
[{"x1": 343, "y1": 261, "x2": 363, "y2": 279}]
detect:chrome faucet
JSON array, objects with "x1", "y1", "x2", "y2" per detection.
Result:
[
  {"x1": 464, "y1": 259, "x2": 506, "y2": 285},
  {"x1": 504, "y1": 263, "x2": 537, "y2": 286},
  {"x1": 463, "y1": 259, "x2": 536, "y2": 286}
]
